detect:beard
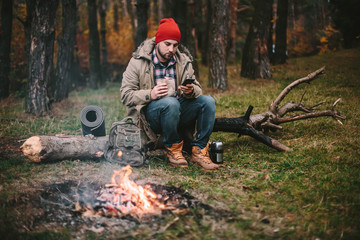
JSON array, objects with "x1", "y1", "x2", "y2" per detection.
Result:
[{"x1": 156, "y1": 45, "x2": 173, "y2": 62}]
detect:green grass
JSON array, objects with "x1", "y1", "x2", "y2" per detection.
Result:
[{"x1": 1, "y1": 48, "x2": 360, "y2": 239}]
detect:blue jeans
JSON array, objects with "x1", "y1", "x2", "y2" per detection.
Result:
[{"x1": 145, "y1": 95, "x2": 216, "y2": 149}]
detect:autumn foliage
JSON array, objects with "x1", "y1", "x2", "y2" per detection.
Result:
[{"x1": 287, "y1": 18, "x2": 342, "y2": 57}]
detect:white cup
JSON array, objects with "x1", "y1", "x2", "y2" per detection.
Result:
[{"x1": 157, "y1": 77, "x2": 175, "y2": 97}]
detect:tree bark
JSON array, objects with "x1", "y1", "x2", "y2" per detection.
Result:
[
  {"x1": 25, "y1": 0, "x2": 59, "y2": 115},
  {"x1": 23, "y1": 0, "x2": 32, "y2": 72},
  {"x1": 169, "y1": 0, "x2": 198, "y2": 78},
  {"x1": 196, "y1": 0, "x2": 210, "y2": 66},
  {"x1": 241, "y1": 0, "x2": 273, "y2": 79},
  {"x1": 0, "y1": 0, "x2": 13, "y2": 99},
  {"x1": 208, "y1": 0, "x2": 229, "y2": 90},
  {"x1": 267, "y1": 1, "x2": 274, "y2": 63},
  {"x1": 185, "y1": 0, "x2": 198, "y2": 78},
  {"x1": 129, "y1": 0, "x2": 137, "y2": 40},
  {"x1": 113, "y1": 2, "x2": 119, "y2": 32},
  {"x1": 213, "y1": 109, "x2": 292, "y2": 152},
  {"x1": 273, "y1": 0, "x2": 288, "y2": 65},
  {"x1": 330, "y1": 0, "x2": 360, "y2": 49},
  {"x1": 227, "y1": 0, "x2": 238, "y2": 63},
  {"x1": 157, "y1": 0, "x2": 163, "y2": 20},
  {"x1": 134, "y1": 0, "x2": 149, "y2": 49},
  {"x1": 54, "y1": 0, "x2": 77, "y2": 102},
  {"x1": 99, "y1": 0, "x2": 109, "y2": 82},
  {"x1": 122, "y1": 0, "x2": 129, "y2": 17},
  {"x1": 87, "y1": 0, "x2": 102, "y2": 89},
  {"x1": 21, "y1": 135, "x2": 108, "y2": 163}
]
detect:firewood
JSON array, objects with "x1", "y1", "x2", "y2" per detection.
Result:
[{"x1": 20, "y1": 135, "x2": 108, "y2": 163}]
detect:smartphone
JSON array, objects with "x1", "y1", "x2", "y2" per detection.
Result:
[{"x1": 182, "y1": 78, "x2": 195, "y2": 86}]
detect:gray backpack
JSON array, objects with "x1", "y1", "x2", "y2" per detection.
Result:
[{"x1": 105, "y1": 117, "x2": 145, "y2": 167}]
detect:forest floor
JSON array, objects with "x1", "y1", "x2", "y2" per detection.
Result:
[{"x1": 1, "y1": 48, "x2": 360, "y2": 239}]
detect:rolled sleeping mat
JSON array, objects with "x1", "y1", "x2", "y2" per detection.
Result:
[{"x1": 80, "y1": 105, "x2": 106, "y2": 136}]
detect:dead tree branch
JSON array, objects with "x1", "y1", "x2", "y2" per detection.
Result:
[
  {"x1": 269, "y1": 66, "x2": 325, "y2": 113},
  {"x1": 213, "y1": 67, "x2": 346, "y2": 151}
]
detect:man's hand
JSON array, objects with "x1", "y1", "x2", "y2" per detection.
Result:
[
  {"x1": 178, "y1": 83, "x2": 194, "y2": 95},
  {"x1": 151, "y1": 83, "x2": 168, "y2": 100}
]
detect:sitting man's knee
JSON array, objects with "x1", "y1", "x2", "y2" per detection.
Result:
[
  {"x1": 160, "y1": 97, "x2": 180, "y2": 110},
  {"x1": 199, "y1": 95, "x2": 216, "y2": 109}
]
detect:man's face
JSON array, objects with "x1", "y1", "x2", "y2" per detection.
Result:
[{"x1": 156, "y1": 39, "x2": 179, "y2": 62}]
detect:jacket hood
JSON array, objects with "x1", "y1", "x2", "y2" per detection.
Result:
[{"x1": 132, "y1": 37, "x2": 193, "y2": 62}]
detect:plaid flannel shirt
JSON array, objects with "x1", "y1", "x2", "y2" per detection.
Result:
[{"x1": 152, "y1": 48, "x2": 177, "y2": 88}]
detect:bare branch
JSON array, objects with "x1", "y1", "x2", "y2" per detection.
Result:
[
  {"x1": 276, "y1": 108, "x2": 345, "y2": 124},
  {"x1": 251, "y1": 113, "x2": 269, "y2": 129},
  {"x1": 277, "y1": 102, "x2": 312, "y2": 116},
  {"x1": 309, "y1": 101, "x2": 326, "y2": 110},
  {"x1": 269, "y1": 66, "x2": 326, "y2": 113},
  {"x1": 261, "y1": 122, "x2": 283, "y2": 130},
  {"x1": 299, "y1": 91, "x2": 306, "y2": 104},
  {"x1": 332, "y1": 98, "x2": 342, "y2": 110}
]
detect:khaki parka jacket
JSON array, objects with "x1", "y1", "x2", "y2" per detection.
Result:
[{"x1": 120, "y1": 37, "x2": 202, "y2": 148}]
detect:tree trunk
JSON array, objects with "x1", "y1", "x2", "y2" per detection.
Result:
[
  {"x1": 169, "y1": 0, "x2": 186, "y2": 42},
  {"x1": 267, "y1": 1, "x2": 274, "y2": 63},
  {"x1": 24, "y1": 0, "x2": 32, "y2": 71},
  {"x1": 99, "y1": 0, "x2": 109, "y2": 82},
  {"x1": 0, "y1": 0, "x2": 13, "y2": 99},
  {"x1": 273, "y1": 0, "x2": 288, "y2": 65},
  {"x1": 185, "y1": 0, "x2": 198, "y2": 78},
  {"x1": 168, "y1": 0, "x2": 198, "y2": 78},
  {"x1": 134, "y1": 0, "x2": 149, "y2": 49},
  {"x1": 122, "y1": 0, "x2": 129, "y2": 17},
  {"x1": 158, "y1": 0, "x2": 163, "y2": 20},
  {"x1": 87, "y1": 0, "x2": 102, "y2": 89},
  {"x1": 330, "y1": 0, "x2": 360, "y2": 49},
  {"x1": 208, "y1": 0, "x2": 229, "y2": 90},
  {"x1": 129, "y1": 0, "x2": 138, "y2": 40},
  {"x1": 240, "y1": 0, "x2": 273, "y2": 79},
  {"x1": 227, "y1": 0, "x2": 238, "y2": 63},
  {"x1": 151, "y1": 0, "x2": 159, "y2": 24},
  {"x1": 197, "y1": 0, "x2": 211, "y2": 66},
  {"x1": 54, "y1": 0, "x2": 77, "y2": 102},
  {"x1": 25, "y1": 0, "x2": 59, "y2": 115},
  {"x1": 113, "y1": 2, "x2": 119, "y2": 32}
]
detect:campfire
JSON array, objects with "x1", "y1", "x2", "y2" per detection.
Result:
[{"x1": 77, "y1": 165, "x2": 189, "y2": 219}]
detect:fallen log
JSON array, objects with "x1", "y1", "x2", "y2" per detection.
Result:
[
  {"x1": 213, "y1": 66, "x2": 345, "y2": 151},
  {"x1": 20, "y1": 135, "x2": 169, "y2": 163},
  {"x1": 213, "y1": 112, "x2": 292, "y2": 152},
  {"x1": 20, "y1": 135, "x2": 108, "y2": 163}
]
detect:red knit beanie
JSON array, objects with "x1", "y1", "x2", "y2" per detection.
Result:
[{"x1": 155, "y1": 18, "x2": 181, "y2": 44}]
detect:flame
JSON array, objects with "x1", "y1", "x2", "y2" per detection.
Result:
[
  {"x1": 117, "y1": 150, "x2": 123, "y2": 157},
  {"x1": 99, "y1": 165, "x2": 165, "y2": 218}
]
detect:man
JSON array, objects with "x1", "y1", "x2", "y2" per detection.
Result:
[{"x1": 120, "y1": 18, "x2": 220, "y2": 170}]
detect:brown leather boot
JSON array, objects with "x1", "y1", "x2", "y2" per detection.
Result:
[
  {"x1": 165, "y1": 141, "x2": 188, "y2": 167},
  {"x1": 191, "y1": 144, "x2": 220, "y2": 170}
]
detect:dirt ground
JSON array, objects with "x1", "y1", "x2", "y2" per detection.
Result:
[{"x1": 0, "y1": 137, "x2": 23, "y2": 161}]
